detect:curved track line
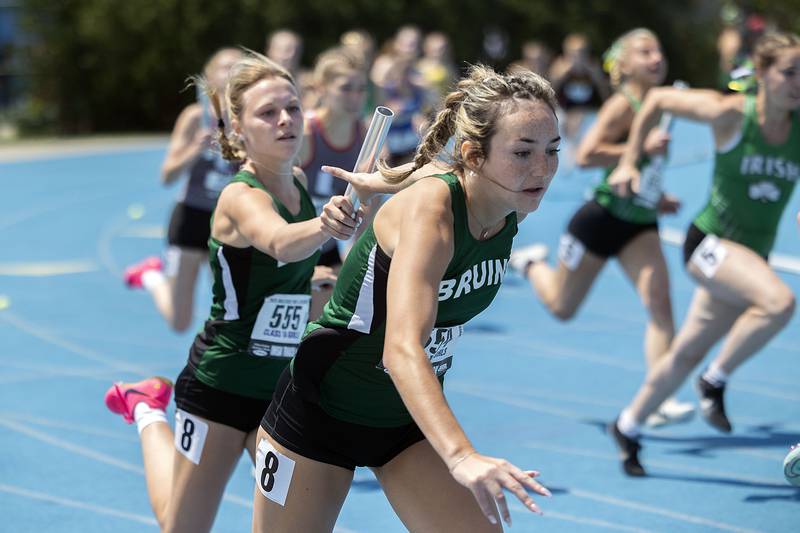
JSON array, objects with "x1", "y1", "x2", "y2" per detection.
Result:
[
  {"x1": 524, "y1": 440, "x2": 788, "y2": 489},
  {"x1": 0, "y1": 259, "x2": 98, "y2": 276},
  {"x1": 0, "y1": 417, "x2": 144, "y2": 474},
  {"x1": 0, "y1": 311, "x2": 153, "y2": 377},
  {"x1": 0, "y1": 412, "x2": 139, "y2": 443},
  {"x1": 470, "y1": 334, "x2": 800, "y2": 402},
  {"x1": 0, "y1": 483, "x2": 158, "y2": 526},
  {"x1": 0, "y1": 416, "x2": 256, "y2": 512},
  {"x1": 568, "y1": 489, "x2": 763, "y2": 533},
  {"x1": 509, "y1": 503, "x2": 651, "y2": 533}
]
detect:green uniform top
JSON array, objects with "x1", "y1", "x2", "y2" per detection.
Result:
[
  {"x1": 188, "y1": 170, "x2": 320, "y2": 399},
  {"x1": 594, "y1": 91, "x2": 660, "y2": 224},
  {"x1": 694, "y1": 95, "x2": 800, "y2": 257},
  {"x1": 295, "y1": 173, "x2": 518, "y2": 427}
]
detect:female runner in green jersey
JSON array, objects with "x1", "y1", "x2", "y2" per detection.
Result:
[
  {"x1": 511, "y1": 29, "x2": 695, "y2": 428},
  {"x1": 608, "y1": 32, "x2": 800, "y2": 476},
  {"x1": 104, "y1": 51, "x2": 373, "y2": 532},
  {"x1": 252, "y1": 65, "x2": 559, "y2": 532}
]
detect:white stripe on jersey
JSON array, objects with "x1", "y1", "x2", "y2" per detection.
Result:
[
  {"x1": 347, "y1": 245, "x2": 377, "y2": 333},
  {"x1": 217, "y1": 247, "x2": 239, "y2": 320}
]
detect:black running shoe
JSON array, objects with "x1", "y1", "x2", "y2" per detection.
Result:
[
  {"x1": 608, "y1": 419, "x2": 646, "y2": 477},
  {"x1": 696, "y1": 375, "x2": 733, "y2": 433}
]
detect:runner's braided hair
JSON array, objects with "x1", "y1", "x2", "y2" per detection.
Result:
[{"x1": 378, "y1": 64, "x2": 557, "y2": 183}]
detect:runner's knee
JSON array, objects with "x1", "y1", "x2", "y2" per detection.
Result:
[
  {"x1": 549, "y1": 301, "x2": 578, "y2": 321},
  {"x1": 169, "y1": 314, "x2": 193, "y2": 333},
  {"x1": 643, "y1": 282, "x2": 672, "y2": 326},
  {"x1": 761, "y1": 288, "x2": 795, "y2": 325}
]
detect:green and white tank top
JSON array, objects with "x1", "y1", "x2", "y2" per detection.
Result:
[
  {"x1": 594, "y1": 91, "x2": 660, "y2": 224},
  {"x1": 294, "y1": 172, "x2": 518, "y2": 427},
  {"x1": 694, "y1": 94, "x2": 800, "y2": 256},
  {"x1": 188, "y1": 171, "x2": 320, "y2": 399}
]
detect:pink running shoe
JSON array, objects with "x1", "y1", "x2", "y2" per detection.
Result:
[
  {"x1": 104, "y1": 377, "x2": 173, "y2": 424},
  {"x1": 123, "y1": 256, "x2": 163, "y2": 289}
]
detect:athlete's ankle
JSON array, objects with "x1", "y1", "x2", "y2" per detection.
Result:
[
  {"x1": 134, "y1": 402, "x2": 168, "y2": 435},
  {"x1": 617, "y1": 409, "x2": 641, "y2": 438},
  {"x1": 702, "y1": 364, "x2": 728, "y2": 387}
]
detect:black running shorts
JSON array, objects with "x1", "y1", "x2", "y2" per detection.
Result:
[
  {"x1": 174, "y1": 366, "x2": 270, "y2": 433},
  {"x1": 261, "y1": 368, "x2": 426, "y2": 471},
  {"x1": 167, "y1": 202, "x2": 213, "y2": 250},
  {"x1": 566, "y1": 200, "x2": 658, "y2": 258}
]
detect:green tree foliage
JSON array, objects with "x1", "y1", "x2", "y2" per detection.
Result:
[{"x1": 14, "y1": 0, "x2": 755, "y2": 133}]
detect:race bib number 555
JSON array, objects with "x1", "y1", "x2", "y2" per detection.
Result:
[{"x1": 249, "y1": 294, "x2": 310, "y2": 358}]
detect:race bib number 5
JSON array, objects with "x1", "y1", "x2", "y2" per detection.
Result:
[
  {"x1": 691, "y1": 234, "x2": 728, "y2": 279},
  {"x1": 249, "y1": 294, "x2": 310, "y2": 358}
]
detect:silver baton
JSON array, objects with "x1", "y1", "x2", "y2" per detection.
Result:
[{"x1": 343, "y1": 106, "x2": 395, "y2": 212}]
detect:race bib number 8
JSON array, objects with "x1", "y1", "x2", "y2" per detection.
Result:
[
  {"x1": 691, "y1": 234, "x2": 728, "y2": 279},
  {"x1": 255, "y1": 438, "x2": 296, "y2": 506},
  {"x1": 174, "y1": 409, "x2": 209, "y2": 465},
  {"x1": 249, "y1": 294, "x2": 310, "y2": 358}
]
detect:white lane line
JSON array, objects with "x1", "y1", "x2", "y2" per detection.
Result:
[
  {"x1": 54, "y1": 331, "x2": 183, "y2": 351},
  {"x1": 729, "y1": 382, "x2": 800, "y2": 402},
  {"x1": 220, "y1": 492, "x2": 252, "y2": 508},
  {"x1": 466, "y1": 333, "x2": 800, "y2": 403},
  {"x1": 521, "y1": 446, "x2": 772, "y2": 533},
  {"x1": 661, "y1": 225, "x2": 800, "y2": 276},
  {"x1": 568, "y1": 489, "x2": 763, "y2": 533},
  {"x1": 0, "y1": 137, "x2": 167, "y2": 163},
  {"x1": 0, "y1": 417, "x2": 144, "y2": 474},
  {"x1": 451, "y1": 379, "x2": 623, "y2": 409},
  {"x1": 469, "y1": 333, "x2": 644, "y2": 372},
  {"x1": 0, "y1": 483, "x2": 158, "y2": 526},
  {"x1": 0, "y1": 412, "x2": 139, "y2": 443},
  {"x1": 118, "y1": 225, "x2": 165, "y2": 239},
  {"x1": 450, "y1": 381, "x2": 800, "y2": 462},
  {"x1": 0, "y1": 311, "x2": 153, "y2": 378},
  {"x1": 0, "y1": 259, "x2": 99, "y2": 276},
  {"x1": 0, "y1": 191, "x2": 116, "y2": 232},
  {"x1": 96, "y1": 215, "x2": 129, "y2": 277},
  {"x1": 449, "y1": 382, "x2": 591, "y2": 421},
  {"x1": 0, "y1": 365, "x2": 126, "y2": 385},
  {"x1": 509, "y1": 503, "x2": 651, "y2": 533},
  {"x1": 0, "y1": 416, "x2": 257, "y2": 512},
  {"x1": 451, "y1": 380, "x2": 800, "y2": 427},
  {"x1": 732, "y1": 448, "x2": 787, "y2": 461},
  {"x1": 523, "y1": 440, "x2": 788, "y2": 488}
]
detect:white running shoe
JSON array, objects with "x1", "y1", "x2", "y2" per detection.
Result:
[
  {"x1": 509, "y1": 244, "x2": 549, "y2": 276},
  {"x1": 645, "y1": 396, "x2": 696, "y2": 428}
]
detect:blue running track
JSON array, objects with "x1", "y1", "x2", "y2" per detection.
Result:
[{"x1": 1, "y1": 120, "x2": 798, "y2": 532}]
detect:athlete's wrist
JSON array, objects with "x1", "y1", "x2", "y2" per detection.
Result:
[{"x1": 446, "y1": 447, "x2": 477, "y2": 471}]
